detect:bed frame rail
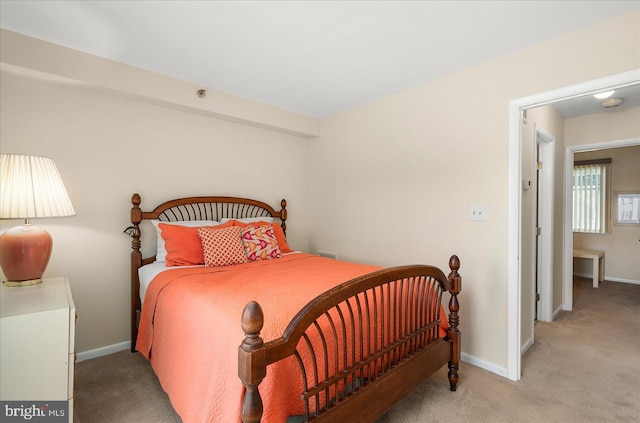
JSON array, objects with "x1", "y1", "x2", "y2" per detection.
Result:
[{"x1": 239, "y1": 255, "x2": 461, "y2": 423}]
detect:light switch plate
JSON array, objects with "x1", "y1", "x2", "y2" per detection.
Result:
[{"x1": 469, "y1": 205, "x2": 486, "y2": 221}]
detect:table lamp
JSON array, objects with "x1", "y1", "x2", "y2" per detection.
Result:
[{"x1": 0, "y1": 154, "x2": 75, "y2": 286}]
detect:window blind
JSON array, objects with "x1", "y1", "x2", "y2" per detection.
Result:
[{"x1": 572, "y1": 162, "x2": 609, "y2": 233}]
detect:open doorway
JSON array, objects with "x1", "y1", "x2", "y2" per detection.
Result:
[
  {"x1": 507, "y1": 69, "x2": 640, "y2": 382},
  {"x1": 563, "y1": 138, "x2": 640, "y2": 311}
]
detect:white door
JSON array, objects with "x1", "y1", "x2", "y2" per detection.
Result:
[{"x1": 535, "y1": 124, "x2": 554, "y2": 323}]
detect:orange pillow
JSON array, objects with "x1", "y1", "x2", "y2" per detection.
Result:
[
  {"x1": 271, "y1": 224, "x2": 293, "y2": 253},
  {"x1": 198, "y1": 225, "x2": 249, "y2": 267},
  {"x1": 228, "y1": 220, "x2": 292, "y2": 253},
  {"x1": 158, "y1": 221, "x2": 233, "y2": 266}
]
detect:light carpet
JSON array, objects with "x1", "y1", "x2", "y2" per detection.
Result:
[{"x1": 75, "y1": 277, "x2": 640, "y2": 422}]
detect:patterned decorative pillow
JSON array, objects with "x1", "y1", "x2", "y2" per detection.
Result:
[
  {"x1": 227, "y1": 220, "x2": 293, "y2": 253},
  {"x1": 241, "y1": 224, "x2": 282, "y2": 262},
  {"x1": 197, "y1": 226, "x2": 248, "y2": 267}
]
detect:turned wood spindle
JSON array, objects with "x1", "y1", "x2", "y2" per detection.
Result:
[
  {"x1": 280, "y1": 199, "x2": 287, "y2": 235},
  {"x1": 239, "y1": 301, "x2": 267, "y2": 423},
  {"x1": 446, "y1": 255, "x2": 461, "y2": 391}
]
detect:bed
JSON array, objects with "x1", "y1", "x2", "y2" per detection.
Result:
[{"x1": 126, "y1": 193, "x2": 461, "y2": 423}]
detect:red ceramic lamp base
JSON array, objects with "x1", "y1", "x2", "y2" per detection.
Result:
[{"x1": 0, "y1": 224, "x2": 52, "y2": 286}]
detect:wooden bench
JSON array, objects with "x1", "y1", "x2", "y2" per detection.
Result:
[{"x1": 573, "y1": 249, "x2": 605, "y2": 288}]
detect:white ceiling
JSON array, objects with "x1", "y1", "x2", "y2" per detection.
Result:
[
  {"x1": 1, "y1": 1, "x2": 638, "y2": 118},
  {"x1": 553, "y1": 84, "x2": 640, "y2": 118}
]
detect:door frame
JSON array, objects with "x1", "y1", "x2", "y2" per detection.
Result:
[
  {"x1": 535, "y1": 124, "x2": 555, "y2": 323},
  {"x1": 507, "y1": 68, "x2": 640, "y2": 381}
]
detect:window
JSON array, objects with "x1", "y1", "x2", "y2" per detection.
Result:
[{"x1": 572, "y1": 159, "x2": 610, "y2": 233}]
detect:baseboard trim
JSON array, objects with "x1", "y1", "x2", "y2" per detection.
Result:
[
  {"x1": 79, "y1": 342, "x2": 511, "y2": 380},
  {"x1": 606, "y1": 277, "x2": 640, "y2": 285},
  {"x1": 552, "y1": 305, "x2": 563, "y2": 320},
  {"x1": 573, "y1": 273, "x2": 640, "y2": 285},
  {"x1": 77, "y1": 341, "x2": 131, "y2": 362},
  {"x1": 520, "y1": 336, "x2": 534, "y2": 356},
  {"x1": 461, "y1": 352, "x2": 508, "y2": 378}
]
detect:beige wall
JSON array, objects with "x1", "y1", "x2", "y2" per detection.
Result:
[
  {"x1": 565, "y1": 105, "x2": 640, "y2": 149},
  {"x1": 309, "y1": 11, "x2": 639, "y2": 369},
  {"x1": 0, "y1": 11, "x2": 638, "y2": 371},
  {"x1": 0, "y1": 70, "x2": 314, "y2": 353}
]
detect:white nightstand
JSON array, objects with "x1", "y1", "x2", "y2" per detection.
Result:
[{"x1": 0, "y1": 277, "x2": 76, "y2": 421}]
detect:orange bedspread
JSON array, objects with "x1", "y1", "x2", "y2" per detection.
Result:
[{"x1": 137, "y1": 253, "x2": 447, "y2": 423}]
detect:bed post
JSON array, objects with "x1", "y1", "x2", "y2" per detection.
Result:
[
  {"x1": 129, "y1": 193, "x2": 143, "y2": 353},
  {"x1": 446, "y1": 255, "x2": 461, "y2": 391},
  {"x1": 239, "y1": 301, "x2": 267, "y2": 423}
]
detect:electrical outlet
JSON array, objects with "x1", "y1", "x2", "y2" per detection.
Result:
[
  {"x1": 469, "y1": 205, "x2": 486, "y2": 221},
  {"x1": 318, "y1": 251, "x2": 338, "y2": 259}
]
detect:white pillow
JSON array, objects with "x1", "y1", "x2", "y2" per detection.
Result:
[
  {"x1": 151, "y1": 220, "x2": 219, "y2": 262},
  {"x1": 219, "y1": 217, "x2": 274, "y2": 224}
]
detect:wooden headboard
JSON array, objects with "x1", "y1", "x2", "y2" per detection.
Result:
[{"x1": 125, "y1": 193, "x2": 288, "y2": 351}]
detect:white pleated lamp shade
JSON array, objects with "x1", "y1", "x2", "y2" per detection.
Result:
[{"x1": 0, "y1": 154, "x2": 75, "y2": 219}]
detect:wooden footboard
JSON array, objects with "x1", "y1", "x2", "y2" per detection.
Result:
[{"x1": 239, "y1": 256, "x2": 461, "y2": 423}]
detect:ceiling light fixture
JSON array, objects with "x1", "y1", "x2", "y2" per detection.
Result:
[
  {"x1": 600, "y1": 98, "x2": 624, "y2": 108},
  {"x1": 593, "y1": 90, "x2": 615, "y2": 99}
]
